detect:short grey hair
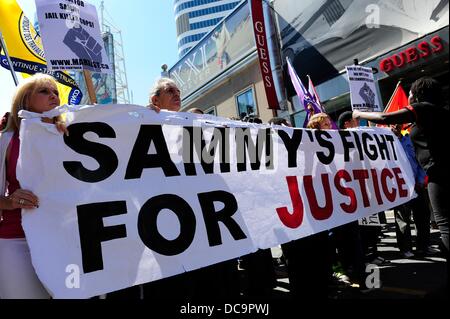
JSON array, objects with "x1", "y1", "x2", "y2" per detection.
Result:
[{"x1": 149, "y1": 78, "x2": 178, "y2": 102}]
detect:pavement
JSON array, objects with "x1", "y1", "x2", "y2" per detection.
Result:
[
  {"x1": 261, "y1": 211, "x2": 448, "y2": 300},
  {"x1": 46, "y1": 212, "x2": 445, "y2": 317}
]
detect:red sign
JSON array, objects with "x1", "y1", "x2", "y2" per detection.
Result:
[
  {"x1": 251, "y1": 0, "x2": 279, "y2": 110},
  {"x1": 380, "y1": 36, "x2": 444, "y2": 73}
]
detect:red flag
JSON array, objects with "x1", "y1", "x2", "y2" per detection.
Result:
[
  {"x1": 384, "y1": 83, "x2": 409, "y2": 113},
  {"x1": 378, "y1": 83, "x2": 410, "y2": 131}
]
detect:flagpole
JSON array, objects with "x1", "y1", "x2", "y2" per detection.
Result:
[
  {"x1": 83, "y1": 70, "x2": 98, "y2": 104},
  {"x1": 383, "y1": 81, "x2": 402, "y2": 113},
  {"x1": 307, "y1": 74, "x2": 323, "y2": 109},
  {"x1": 0, "y1": 31, "x2": 19, "y2": 86}
]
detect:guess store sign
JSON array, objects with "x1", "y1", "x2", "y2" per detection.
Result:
[{"x1": 380, "y1": 36, "x2": 444, "y2": 73}]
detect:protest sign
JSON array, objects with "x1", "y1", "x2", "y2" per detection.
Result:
[
  {"x1": 35, "y1": 0, "x2": 112, "y2": 73},
  {"x1": 359, "y1": 213, "x2": 382, "y2": 226},
  {"x1": 346, "y1": 65, "x2": 381, "y2": 112},
  {"x1": 18, "y1": 104, "x2": 415, "y2": 298},
  {"x1": 0, "y1": 0, "x2": 83, "y2": 104}
]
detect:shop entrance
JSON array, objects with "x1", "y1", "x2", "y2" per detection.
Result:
[{"x1": 378, "y1": 54, "x2": 449, "y2": 108}]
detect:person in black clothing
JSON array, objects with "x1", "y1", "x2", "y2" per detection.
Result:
[
  {"x1": 281, "y1": 114, "x2": 334, "y2": 300},
  {"x1": 353, "y1": 77, "x2": 449, "y2": 278},
  {"x1": 145, "y1": 78, "x2": 240, "y2": 300},
  {"x1": 333, "y1": 111, "x2": 369, "y2": 288}
]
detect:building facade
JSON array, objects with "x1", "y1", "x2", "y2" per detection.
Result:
[
  {"x1": 273, "y1": 0, "x2": 449, "y2": 126},
  {"x1": 170, "y1": 1, "x2": 280, "y2": 122},
  {"x1": 169, "y1": 0, "x2": 449, "y2": 125},
  {"x1": 175, "y1": 0, "x2": 243, "y2": 57}
]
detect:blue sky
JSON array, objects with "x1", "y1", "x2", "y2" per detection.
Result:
[{"x1": 1, "y1": 0, "x2": 179, "y2": 115}]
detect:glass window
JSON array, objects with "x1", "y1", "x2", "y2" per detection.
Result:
[
  {"x1": 236, "y1": 88, "x2": 257, "y2": 120},
  {"x1": 292, "y1": 110, "x2": 307, "y2": 128},
  {"x1": 205, "y1": 106, "x2": 216, "y2": 116}
]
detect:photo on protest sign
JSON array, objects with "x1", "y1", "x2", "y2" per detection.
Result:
[
  {"x1": 18, "y1": 105, "x2": 415, "y2": 298},
  {"x1": 346, "y1": 65, "x2": 381, "y2": 112},
  {"x1": 35, "y1": 0, "x2": 112, "y2": 73}
]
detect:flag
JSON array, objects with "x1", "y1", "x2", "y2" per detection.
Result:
[
  {"x1": 286, "y1": 58, "x2": 337, "y2": 128},
  {"x1": 384, "y1": 82, "x2": 409, "y2": 113},
  {"x1": 0, "y1": 0, "x2": 82, "y2": 105},
  {"x1": 286, "y1": 58, "x2": 321, "y2": 126},
  {"x1": 307, "y1": 75, "x2": 325, "y2": 112},
  {"x1": 379, "y1": 82, "x2": 409, "y2": 132}
]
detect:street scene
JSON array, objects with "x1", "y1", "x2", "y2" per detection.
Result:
[
  {"x1": 267, "y1": 211, "x2": 447, "y2": 300},
  {"x1": 0, "y1": 0, "x2": 448, "y2": 308}
]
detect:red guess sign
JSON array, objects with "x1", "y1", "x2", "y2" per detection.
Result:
[{"x1": 380, "y1": 36, "x2": 444, "y2": 73}]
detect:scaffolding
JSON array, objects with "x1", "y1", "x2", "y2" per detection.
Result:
[{"x1": 100, "y1": 1, "x2": 131, "y2": 104}]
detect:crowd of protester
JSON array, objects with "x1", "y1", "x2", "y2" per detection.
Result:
[{"x1": 0, "y1": 75, "x2": 448, "y2": 299}]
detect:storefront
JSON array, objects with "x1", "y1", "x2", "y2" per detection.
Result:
[
  {"x1": 369, "y1": 27, "x2": 448, "y2": 107},
  {"x1": 272, "y1": 0, "x2": 449, "y2": 126},
  {"x1": 289, "y1": 26, "x2": 449, "y2": 127}
]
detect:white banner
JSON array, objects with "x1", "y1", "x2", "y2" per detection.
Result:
[
  {"x1": 18, "y1": 104, "x2": 415, "y2": 298},
  {"x1": 35, "y1": 0, "x2": 112, "y2": 73},
  {"x1": 346, "y1": 65, "x2": 381, "y2": 112}
]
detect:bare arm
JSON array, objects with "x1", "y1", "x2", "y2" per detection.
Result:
[
  {"x1": 54, "y1": 116, "x2": 69, "y2": 136},
  {"x1": 0, "y1": 189, "x2": 39, "y2": 210},
  {"x1": 147, "y1": 104, "x2": 161, "y2": 113},
  {"x1": 353, "y1": 108, "x2": 415, "y2": 125}
]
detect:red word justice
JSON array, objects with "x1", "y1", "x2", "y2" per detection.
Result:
[{"x1": 276, "y1": 166, "x2": 408, "y2": 229}]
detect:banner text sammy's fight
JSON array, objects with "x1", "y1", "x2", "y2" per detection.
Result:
[{"x1": 18, "y1": 105, "x2": 415, "y2": 298}]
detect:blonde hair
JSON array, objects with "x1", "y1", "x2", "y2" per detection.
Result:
[
  {"x1": 149, "y1": 78, "x2": 178, "y2": 103},
  {"x1": 306, "y1": 113, "x2": 331, "y2": 129},
  {"x1": 5, "y1": 73, "x2": 58, "y2": 132},
  {"x1": 187, "y1": 108, "x2": 204, "y2": 114}
]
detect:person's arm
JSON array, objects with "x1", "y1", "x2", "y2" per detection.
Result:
[
  {"x1": 353, "y1": 108, "x2": 415, "y2": 125},
  {"x1": 53, "y1": 116, "x2": 69, "y2": 136},
  {"x1": 0, "y1": 189, "x2": 39, "y2": 210},
  {"x1": 147, "y1": 104, "x2": 161, "y2": 113}
]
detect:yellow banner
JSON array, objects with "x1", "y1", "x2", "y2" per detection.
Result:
[
  {"x1": 0, "y1": 0, "x2": 83, "y2": 104},
  {"x1": 0, "y1": 0, "x2": 45, "y2": 63}
]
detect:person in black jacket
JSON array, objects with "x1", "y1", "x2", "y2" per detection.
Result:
[{"x1": 353, "y1": 77, "x2": 449, "y2": 274}]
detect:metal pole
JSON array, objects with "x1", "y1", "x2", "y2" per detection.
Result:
[
  {"x1": 0, "y1": 31, "x2": 19, "y2": 86},
  {"x1": 100, "y1": 1, "x2": 104, "y2": 33},
  {"x1": 83, "y1": 70, "x2": 98, "y2": 104},
  {"x1": 383, "y1": 81, "x2": 401, "y2": 113}
]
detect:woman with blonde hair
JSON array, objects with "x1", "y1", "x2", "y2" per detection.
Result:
[
  {"x1": 0, "y1": 73, "x2": 66, "y2": 299},
  {"x1": 306, "y1": 112, "x2": 333, "y2": 130}
]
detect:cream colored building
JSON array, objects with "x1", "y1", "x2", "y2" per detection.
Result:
[
  {"x1": 169, "y1": 1, "x2": 284, "y2": 123},
  {"x1": 180, "y1": 55, "x2": 275, "y2": 122}
]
